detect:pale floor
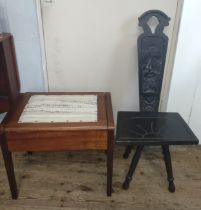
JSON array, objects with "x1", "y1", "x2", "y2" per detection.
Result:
[{"x1": 0, "y1": 146, "x2": 201, "y2": 210}]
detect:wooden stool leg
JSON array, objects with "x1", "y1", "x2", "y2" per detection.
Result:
[
  {"x1": 162, "y1": 145, "x2": 175, "y2": 193},
  {"x1": 107, "y1": 130, "x2": 114, "y2": 196},
  {"x1": 122, "y1": 145, "x2": 144, "y2": 190},
  {"x1": 123, "y1": 145, "x2": 132, "y2": 159},
  {"x1": 1, "y1": 134, "x2": 18, "y2": 199}
]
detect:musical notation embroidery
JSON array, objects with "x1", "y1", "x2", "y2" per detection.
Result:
[{"x1": 18, "y1": 95, "x2": 97, "y2": 123}]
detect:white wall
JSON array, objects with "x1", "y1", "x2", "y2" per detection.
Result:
[
  {"x1": 189, "y1": 75, "x2": 201, "y2": 142},
  {"x1": 1, "y1": 0, "x2": 200, "y2": 125},
  {"x1": 42, "y1": 0, "x2": 179, "y2": 123},
  {"x1": 0, "y1": 0, "x2": 45, "y2": 92},
  {"x1": 167, "y1": 0, "x2": 201, "y2": 123}
]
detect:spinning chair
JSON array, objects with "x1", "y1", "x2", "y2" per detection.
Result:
[{"x1": 116, "y1": 10, "x2": 198, "y2": 192}]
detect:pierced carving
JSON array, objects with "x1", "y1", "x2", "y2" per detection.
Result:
[{"x1": 138, "y1": 10, "x2": 170, "y2": 112}]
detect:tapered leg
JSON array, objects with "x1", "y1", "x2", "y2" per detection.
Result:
[
  {"x1": 162, "y1": 145, "x2": 175, "y2": 193},
  {"x1": 107, "y1": 130, "x2": 114, "y2": 196},
  {"x1": 122, "y1": 145, "x2": 144, "y2": 190},
  {"x1": 1, "y1": 133, "x2": 18, "y2": 199},
  {"x1": 123, "y1": 145, "x2": 132, "y2": 159}
]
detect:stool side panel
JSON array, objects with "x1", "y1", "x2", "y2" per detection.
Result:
[{"x1": 6, "y1": 130, "x2": 108, "y2": 151}]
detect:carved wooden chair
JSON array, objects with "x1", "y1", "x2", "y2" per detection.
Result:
[{"x1": 116, "y1": 10, "x2": 198, "y2": 192}]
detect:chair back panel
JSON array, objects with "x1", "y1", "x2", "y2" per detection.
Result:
[{"x1": 138, "y1": 10, "x2": 170, "y2": 112}]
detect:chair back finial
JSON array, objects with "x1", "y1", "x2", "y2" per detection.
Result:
[{"x1": 138, "y1": 10, "x2": 170, "y2": 112}]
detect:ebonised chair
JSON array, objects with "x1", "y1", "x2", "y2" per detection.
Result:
[{"x1": 116, "y1": 10, "x2": 199, "y2": 192}]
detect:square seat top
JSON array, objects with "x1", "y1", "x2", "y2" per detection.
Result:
[
  {"x1": 116, "y1": 112, "x2": 199, "y2": 145},
  {"x1": 2, "y1": 92, "x2": 114, "y2": 132},
  {"x1": 18, "y1": 95, "x2": 98, "y2": 123}
]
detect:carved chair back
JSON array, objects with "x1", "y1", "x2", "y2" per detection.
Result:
[{"x1": 138, "y1": 10, "x2": 170, "y2": 112}]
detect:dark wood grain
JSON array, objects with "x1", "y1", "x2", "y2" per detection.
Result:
[
  {"x1": 105, "y1": 92, "x2": 115, "y2": 196},
  {"x1": 0, "y1": 132, "x2": 18, "y2": 199},
  {"x1": 0, "y1": 33, "x2": 20, "y2": 112},
  {"x1": 107, "y1": 129, "x2": 114, "y2": 196},
  {"x1": 105, "y1": 92, "x2": 115, "y2": 130},
  {"x1": 7, "y1": 130, "x2": 108, "y2": 152}
]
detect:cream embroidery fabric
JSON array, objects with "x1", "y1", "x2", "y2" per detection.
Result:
[{"x1": 19, "y1": 95, "x2": 97, "y2": 123}]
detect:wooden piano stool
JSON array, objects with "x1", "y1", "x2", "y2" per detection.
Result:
[{"x1": 1, "y1": 92, "x2": 114, "y2": 199}]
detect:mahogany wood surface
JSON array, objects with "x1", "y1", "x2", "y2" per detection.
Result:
[
  {"x1": 7, "y1": 130, "x2": 108, "y2": 152},
  {"x1": 3, "y1": 92, "x2": 114, "y2": 152},
  {"x1": 0, "y1": 33, "x2": 20, "y2": 113},
  {"x1": 0, "y1": 132, "x2": 18, "y2": 199},
  {"x1": 105, "y1": 92, "x2": 115, "y2": 130}
]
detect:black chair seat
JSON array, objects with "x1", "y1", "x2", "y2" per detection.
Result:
[
  {"x1": 116, "y1": 111, "x2": 199, "y2": 146},
  {"x1": 116, "y1": 111, "x2": 199, "y2": 192}
]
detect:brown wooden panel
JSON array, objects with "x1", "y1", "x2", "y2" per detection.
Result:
[
  {"x1": 7, "y1": 130, "x2": 108, "y2": 152},
  {"x1": 105, "y1": 92, "x2": 115, "y2": 130},
  {"x1": 0, "y1": 99, "x2": 10, "y2": 113},
  {"x1": 0, "y1": 44, "x2": 9, "y2": 96},
  {"x1": 3, "y1": 35, "x2": 20, "y2": 105},
  {"x1": 0, "y1": 33, "x2": 20, "y2": 112}
]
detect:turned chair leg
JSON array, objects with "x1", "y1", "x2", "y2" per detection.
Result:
[
  {"x1": 122, "y1": 145, "x2": 144, "y2": 190},
  {"x1": 1, "y1": 134, "x2": 18, "y2": 199},
  {"x1": 162, "y1": 145, "x2": 175, "y2": 193},
  {"x1": 123, "y1": 145, "x2": 133, "y2": 159}
]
